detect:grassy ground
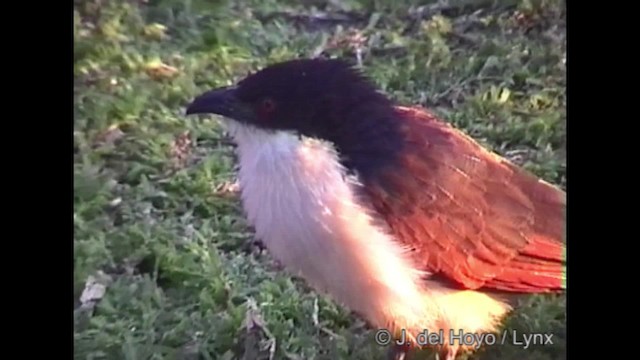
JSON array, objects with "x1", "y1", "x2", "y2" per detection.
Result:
[{"x1": 74, "y1": 0, "x2": 566, "y2": 359}]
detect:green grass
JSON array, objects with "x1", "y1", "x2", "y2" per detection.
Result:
[{"x1": 74, "y1": 0, "x2": 566, "y2": 359}]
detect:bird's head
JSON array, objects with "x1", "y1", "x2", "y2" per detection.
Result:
[
  {"x1": 185, "y1": 58, "x2": 405, "y2": 179},
  {"x1": 189, "y1": 58, "x2": 399, "y2": 140}
]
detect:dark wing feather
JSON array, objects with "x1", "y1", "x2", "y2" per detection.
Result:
[{"x1": 365, "y1": 106, "x2": 566, "y2": 293}]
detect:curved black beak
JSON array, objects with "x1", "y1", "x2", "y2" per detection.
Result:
[{"x1": 185, "y1": 86, "x2": 239, "y2": 117}]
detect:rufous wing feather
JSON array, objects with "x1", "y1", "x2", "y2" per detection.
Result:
[{"x1": 365, "y1": 106, "x2": 566, "y2": 293}]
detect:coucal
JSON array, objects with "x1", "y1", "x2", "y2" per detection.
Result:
[{"x1": 185, "y1": 58, "x2": 566, "y2": 360}]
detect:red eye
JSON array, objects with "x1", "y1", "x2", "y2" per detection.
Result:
[{"x1": 261, "y1": 98, "x2": 276, "y2": 113}]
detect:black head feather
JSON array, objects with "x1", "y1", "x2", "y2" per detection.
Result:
[
  {"x1": 187, "y1": 57, "x2": 406, "y2": 181},
  {"x1": 233, "y1": 58, "x2": 391, "y2": 130}
]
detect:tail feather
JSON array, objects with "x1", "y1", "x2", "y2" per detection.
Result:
[{"x1": 485, "y1": 236, "x2": 566, "y2": 292}]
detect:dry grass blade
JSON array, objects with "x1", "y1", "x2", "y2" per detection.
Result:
[
  {"x1": 78, "y1": 272, "x2": 112, "y2": 314},
  {"x1": 144, "y1": 60, "x2": 180, "y2": 80},
  {"x1": 243, "y1": 298, "x2": 277, "y2": 360},
  {"x1": 170, "y1": 130, "x2": 193, "y2": 170}
]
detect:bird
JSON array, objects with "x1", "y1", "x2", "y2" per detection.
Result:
[{"x1": 185, "y1": 58, "x2": 566, "y2": 360}]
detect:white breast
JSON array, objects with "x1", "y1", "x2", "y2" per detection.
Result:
[{"x1": 222, "y1": 121, "x2": 512, "y2": 347}]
